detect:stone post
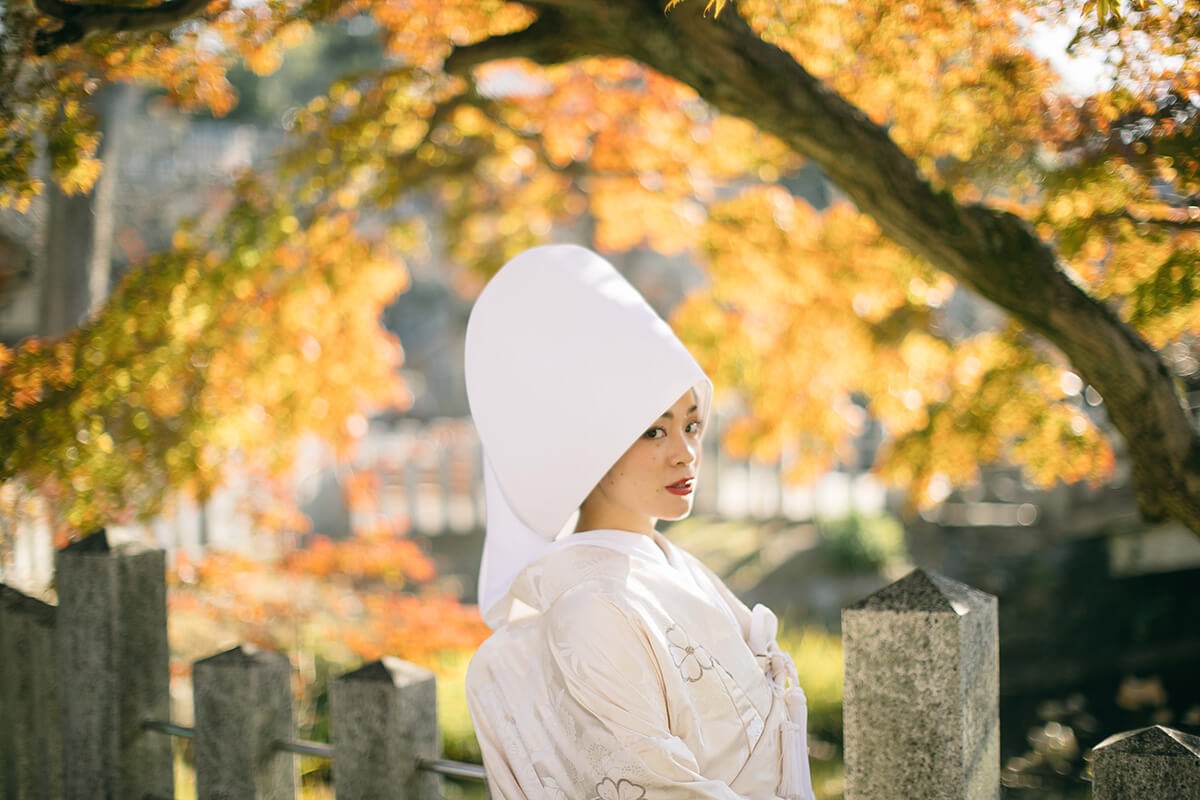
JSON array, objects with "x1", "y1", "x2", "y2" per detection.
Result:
[
  {"x1": 842, "y1": 568, "x2": 999, "y2": 800},
  {"x1": 1091, "y1": 725, "x2": 1200, "y2": 799},
  {"x1": 55, "y1": 529, "x2": 173, "y2": 799},
  {"x1": 0, "y1": 585, "x2": 62, "y2": 799},
  {"x1": 193, "y1": 645, "x2": 297, "y2": 800},
  {"x1": 330, "y1": 658, "x2": 441, "y2": 799}
]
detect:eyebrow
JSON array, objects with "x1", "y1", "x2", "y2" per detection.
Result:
[{"x1": 660, "y1": 405, "x2": 699, "y2": 419}]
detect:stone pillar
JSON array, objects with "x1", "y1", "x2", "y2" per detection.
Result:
[
  {"x1": 55, "y1": 529, "x2": 173, "y2": 799},
  {"x1": 1092, "y1": 725, "x2": 1200, "y2": 799},
  {"x1": 842, "y1": 568, "x2": 999, "y2": 800},
  {"x1": 330, "y1": 658, "x2": 440, "y2": 799},
  {"x1": 193, "y1": 645, "x2": 297, "y2": 800},
  {"x1": 0, "y1": 585, "x2": 62, "y2": 799}
]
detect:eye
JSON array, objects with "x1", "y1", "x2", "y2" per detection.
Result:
[
  {"x1": 643, "y1": 427, "x2": 666, "y2": 439},
  {"x1": 686, "y1": 420, "x2": 703, "y2": 434}
]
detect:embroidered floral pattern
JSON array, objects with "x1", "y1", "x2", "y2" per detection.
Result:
[
  {"x1": 593, "y1": 777, "x2": 647, "y2": 800},
  {"x1": 666, "y1": 624, "x2": 714, "y2": 682}
]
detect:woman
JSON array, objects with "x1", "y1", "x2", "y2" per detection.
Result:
[{"x1": 464, "y1": 245, "x2": 815, "y2": 800}]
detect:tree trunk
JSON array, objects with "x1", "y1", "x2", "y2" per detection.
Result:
[
  {"x1": 39, "y1": 82, "x2": 135, "y2": 336},
  {"x1": 40, "y1": 182, "x2": 92, "y2": 336}
]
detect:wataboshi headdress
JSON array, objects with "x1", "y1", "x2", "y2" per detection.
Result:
[{"x1": 464, "y1": 245, "x2": 712, "y2": 628}]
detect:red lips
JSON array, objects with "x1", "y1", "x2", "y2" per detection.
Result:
[{"x1": 666, "y1": 478, "x2": 694, "y2": 496}]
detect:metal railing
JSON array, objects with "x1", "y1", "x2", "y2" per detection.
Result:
[{"x1": 142, "y1": 719, "x2": 488, "y2": 782}]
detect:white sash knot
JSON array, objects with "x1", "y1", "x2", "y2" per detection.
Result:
[{"x1": 749, "y1": 604, "x2": 816, "y2": 800}]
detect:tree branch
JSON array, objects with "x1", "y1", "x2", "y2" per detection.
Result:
[
  {"x1": 520, "y1": 0, "x2": 1200, "y2": 533},
  {"x1": 443, "y1": 11, "x2": 603, "y2": 77},
  {"x1": 33, "y1": 0, "x2": 211, "y2": 56},
  {"x1": 1090, "y1": 210, "x2": 1200, "y2": 233}
]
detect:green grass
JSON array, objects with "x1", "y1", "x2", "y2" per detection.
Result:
[
  {"x1": 779, "y1": 624, "x2": 844, "y2": 741},
  {"x1": 434, "y1": 647, "x2": 483, "y2": 763}
]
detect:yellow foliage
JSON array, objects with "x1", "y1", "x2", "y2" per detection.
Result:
[
  {"x1": 665, "y1": 0, "x2": 732, "y2": 18},
  {"x1": 676, "y1": 187, "x2": 1117, "y2": 505},
  {"x1": 0, "y1": 172, "x2": 412, "y2": 536}
]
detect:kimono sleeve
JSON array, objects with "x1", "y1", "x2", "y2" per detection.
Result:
[{"x1": 544, "y1": 586, "x2": 747, "y2": 799}]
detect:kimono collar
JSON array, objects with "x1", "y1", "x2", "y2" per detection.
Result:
[
  {"x1": 505, "y1": 529, "x2": 676, "y2": 619},
  {"x1": 464, "y1": 245, "x2": 712, "y2": 629},
  {"x1": 561, "y1": 528, "x2": 672, "y2": 564}
]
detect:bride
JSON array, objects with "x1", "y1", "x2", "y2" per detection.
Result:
[{"x1": 463, "y1": 244, "x2": 815, "y2": 800}]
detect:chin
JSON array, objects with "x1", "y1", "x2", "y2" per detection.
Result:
[{"x1": 658, "y1": 503, "x2": 694, "y2": 522}]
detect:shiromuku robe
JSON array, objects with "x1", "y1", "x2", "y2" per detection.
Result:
[
  {"x1": 462, "y1": 245, "x2": 815, "y2": 800},
  {"x1": 466, "y1": 528, "x2": 810, "y2": 800}
]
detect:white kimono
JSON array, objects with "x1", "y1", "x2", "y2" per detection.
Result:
[
  {"x1": 462, "y1": 246, "x2": 814, "y2": 799},
  {"x1": 466, "y1": 529, "x2": 813, "y2": 800}
]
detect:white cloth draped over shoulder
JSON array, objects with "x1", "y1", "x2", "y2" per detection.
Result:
[
  {"x1": 464, "y1": 244, "x2": 712, "y2": 629},
  {"x1": 463, "y1": 245, "x2": 815, "y2": 799}
]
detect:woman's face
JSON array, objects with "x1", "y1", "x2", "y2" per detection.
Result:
[{"x1": 577, "y1": 389, "x2": 704, "y2": 536}]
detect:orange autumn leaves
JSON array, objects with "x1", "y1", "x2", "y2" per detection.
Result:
[
  {"x1": 168, "y1": 463, "x2": 489, "y2": 674},
  {"x1": 739, "y1": 0, "x2": 1061, "y2": 185},
  {"x1": 454, "y1": 58, "x2": 797, "y2": 261},
  {"x1": 169, "y1": 525, "x2": 489, "y2": 671},
  {"x1": 674, "y1": 187, "x2": 1116, "y2": 506},
  {"x1": 286, "y1": 526, "x2": 435, "y2": 584},
  {"x1": 280, "y1": 55, "x2": 796, "y2": 277}
]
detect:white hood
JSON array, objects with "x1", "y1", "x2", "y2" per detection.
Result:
[{"x1": 464, "y1": 245, "x2": 712, "y2": 628}]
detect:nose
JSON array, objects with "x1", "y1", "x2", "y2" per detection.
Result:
[{"x1": 672, "y1": 436, "x2": 698, "y2": 466}]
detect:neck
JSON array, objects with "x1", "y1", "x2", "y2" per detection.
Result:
[{"x1": 574, "y1": 505, "x2": 655, "y2": 537}]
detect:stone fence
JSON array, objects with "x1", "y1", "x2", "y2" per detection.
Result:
[{"x1": 1, "y1": 530, "x2": 1197, "y2": 799}]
